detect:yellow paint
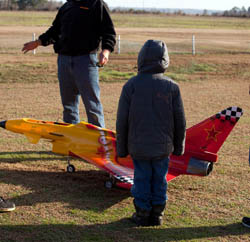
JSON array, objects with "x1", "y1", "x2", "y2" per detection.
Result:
[{"x1": 5, "y1": 119, "x2": 119, "y2": 168}]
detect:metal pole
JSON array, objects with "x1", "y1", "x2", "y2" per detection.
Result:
[
  {"x1": 117, "y1": 35, "x2": 120, "y2": 54},
  {"x1": 192, "y1": 34, "x2": 195, "y2": 56},
  {"x1": 32, "y1": 33, "x2": 36, "y2": 55}
]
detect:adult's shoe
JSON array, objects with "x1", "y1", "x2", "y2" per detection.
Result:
[
  {"x1": 242, "y1": 217, "x2": 250, "y2": 228},
  {"x1": 0, "y1": 197, "x2": 15, "y2": 212}
]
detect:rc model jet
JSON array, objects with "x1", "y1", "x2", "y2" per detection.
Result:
[{"x1": 0, "y1": 106, "x2": 243, "y2": 189}]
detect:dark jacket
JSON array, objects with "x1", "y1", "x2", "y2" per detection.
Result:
[
  {"x1": 39, "y1": 0, "x2": 116, "y2": 56},
  {"x1": 116, "y1": 40, "x2": 186, "y2": 160}
]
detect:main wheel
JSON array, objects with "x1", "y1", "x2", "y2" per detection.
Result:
[
  {"x1": 105, "y1": 180, "x2": 114, "y2": 189},
  {"x1": 67, "y1": 164, "x2": 75, "y2": 173}
]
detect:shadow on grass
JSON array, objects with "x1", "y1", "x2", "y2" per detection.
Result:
[
  {"x1": 1, "y1": 152, "x2": 249, "y2": 241},
  {"x1": 0, "y1": 220, "x2": 249, "y2": 242},
  {"x1": 0, "y1": 151, "x2": 68, "y2": 163},
  {"x1": 0, "y1": 168, "x2": 130, "y2": 212}
]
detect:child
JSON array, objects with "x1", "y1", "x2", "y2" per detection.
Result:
[{"x1": 116, "y1": 40, "x2": 186, "y2": 226}]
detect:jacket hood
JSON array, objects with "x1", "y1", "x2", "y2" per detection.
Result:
[{"x1": 137, "y1": 40, "x2": 169, "y2": 74}]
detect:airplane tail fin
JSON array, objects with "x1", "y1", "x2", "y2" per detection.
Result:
[{"x1": 185, "y1": 107, "x2": 243, "y2": 155}]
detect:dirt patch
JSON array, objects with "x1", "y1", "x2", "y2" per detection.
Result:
[{"x1": 0, "y1": 22, "x2": 250, "y2": 242}]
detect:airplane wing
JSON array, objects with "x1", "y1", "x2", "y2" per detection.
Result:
[
  {"x1": 71, "y1": 151, "x2": 134, "y2": 188},
  {"x1": 67, "y1": 122, "x2": 181, "y2": 187}
]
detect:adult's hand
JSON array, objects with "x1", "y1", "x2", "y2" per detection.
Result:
[
  {"x1": 22, "y1": 39, "x2": 41, "y2": 54},
  {"x1": 98, "y1": 49, "x2": 110, "y2": 66}
]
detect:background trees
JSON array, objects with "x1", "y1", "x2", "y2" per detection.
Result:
[{"x1": 0, "y1": 0, "x2": 62, "y2": 10}]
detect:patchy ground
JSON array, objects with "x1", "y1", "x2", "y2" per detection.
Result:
[{"x1": 0, "y1": 23, "x2": 250, "y2": 241}]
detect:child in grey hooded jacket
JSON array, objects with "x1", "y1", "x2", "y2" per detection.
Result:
[{"x1": 116, "y1": 40, "x2": 186, "y2": 226}]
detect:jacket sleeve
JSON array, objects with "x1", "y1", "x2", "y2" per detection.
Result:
[
  {"x1": 100, "y1": 2, "x2": 116, "y2": 52},
  {"x1": 38, "y1": 7, "x2": 62, "y2": 46},
  {"x1": 116, "y1": 83, "x2": 131, "y2": 157},
  {"x1": 172, "y1": 85, "x2": 186, "y2": 156}
]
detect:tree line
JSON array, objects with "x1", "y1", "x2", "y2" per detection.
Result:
[
  {"x1": 112, "y1": 6, "x2": 250, "y2": 17},
  {"x1": 219, "y1": 6, "x2": 250, "y2": 17},
  {"x1": 0, "y1": 0, "x2": 62, "y2": 10},
  {"x1": 0, "y1": 0, "x2": 250, "y2": 18}
]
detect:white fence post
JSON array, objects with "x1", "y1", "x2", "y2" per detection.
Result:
[
  {"x1": 33, "y1": 33, "x2": 36, "y2": 55},
  {"x1": 192, "y1": 34, "x2": 195, "y2": 56},
  {"x1": 117, "y1": 35, "x2": 120, "y2": 54}
]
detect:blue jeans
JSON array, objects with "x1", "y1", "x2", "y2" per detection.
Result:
[
  {"x1": 131, "y1": 157, "x2": 169, "y2": 211},
  {"x1": 57, "y1": 54, "x2": 105, "y2": 128}
]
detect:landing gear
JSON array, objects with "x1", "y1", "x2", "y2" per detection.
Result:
[
  {"x1": 67, "y1": 164, "x2": 75, "y2": 173},
  {"x1": 104, "y1": 175, "x2": 116, "y2": 189},
  {"x1": 104, "y1": 180, "x2": 113, "y2": 189},
  {"x1": 66, "y1": 158, "x2": 75, "y2": 173}
]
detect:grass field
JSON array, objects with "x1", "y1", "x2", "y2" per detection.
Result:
[
  {"x1": 0, "y1": 11, "x2": 250, "y2": 242},
  {"x1": 1, "y1": 11, "x2": 250, "y2": 29}
]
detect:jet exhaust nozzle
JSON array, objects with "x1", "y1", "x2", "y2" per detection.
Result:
[
  {"x1": 187, "y1": 157, "x2": 214, "y2": 176},
  {"x1": 0, "y1": 120, "x2": 6, "y2": 129}
]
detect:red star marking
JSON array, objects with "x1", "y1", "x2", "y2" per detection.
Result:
[{"x1": 205, "y1": 125, "x2": 221, "y2": 142}]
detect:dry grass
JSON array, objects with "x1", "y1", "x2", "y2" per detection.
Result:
[{"x1": 0, "y1": 13, "x2": 250, "y2": 242}]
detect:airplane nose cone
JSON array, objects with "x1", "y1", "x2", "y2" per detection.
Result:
[{"x1": 0, "y1": 120, "x2": 6, "y2": 129}]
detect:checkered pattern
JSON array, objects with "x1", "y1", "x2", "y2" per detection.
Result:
[
  {"x1": 104, "y1": 162, "x2": 134, "y2": 185},
  {"x1": 216, "y1": 106, "x2": 243, "y2": 122},
  {"x1": 114, "y1": 175, "x2": 134, "y2": 185}
]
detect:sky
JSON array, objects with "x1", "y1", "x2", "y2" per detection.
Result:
[{"x1": 104, "y1": 0, "x2": 250, "y2": 11}]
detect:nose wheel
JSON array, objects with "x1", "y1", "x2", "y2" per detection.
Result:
[
  {"x1": 66, "y1": 158, "x2": 75, "y2": 173},
  {"x1": 67, "y1": 164, "x2": 75, "y2": 173}
]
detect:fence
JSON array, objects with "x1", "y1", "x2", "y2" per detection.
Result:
[{"x1": 0, "y1": 27, "x2": 250, "y2": 55}]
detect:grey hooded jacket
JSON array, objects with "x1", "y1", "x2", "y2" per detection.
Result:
[{"x1": 116, "y1": 40, "x2": 186, "y2": 160}]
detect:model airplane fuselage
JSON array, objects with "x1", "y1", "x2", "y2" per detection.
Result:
[{"x1": 0, "y1": 106, "x2": 243, "y2": 189}]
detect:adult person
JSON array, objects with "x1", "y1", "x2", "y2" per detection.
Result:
[
  {"x1": 116, "y1": 40, "x2": 186, "y2": 226},
  {"x1": 0, "y1": 197, "x2": 15, "y2": 212},
  {"x1": 22, "y1": 0, "x2": 116, "y2": 128}
]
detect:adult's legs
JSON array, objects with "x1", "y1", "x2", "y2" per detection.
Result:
[
  {"x1": 73, "y1": 54, "x2": 105, "y2": 128},
  {"x1": 58, "y1": 55, "x2": 80, "y2": 124}
]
